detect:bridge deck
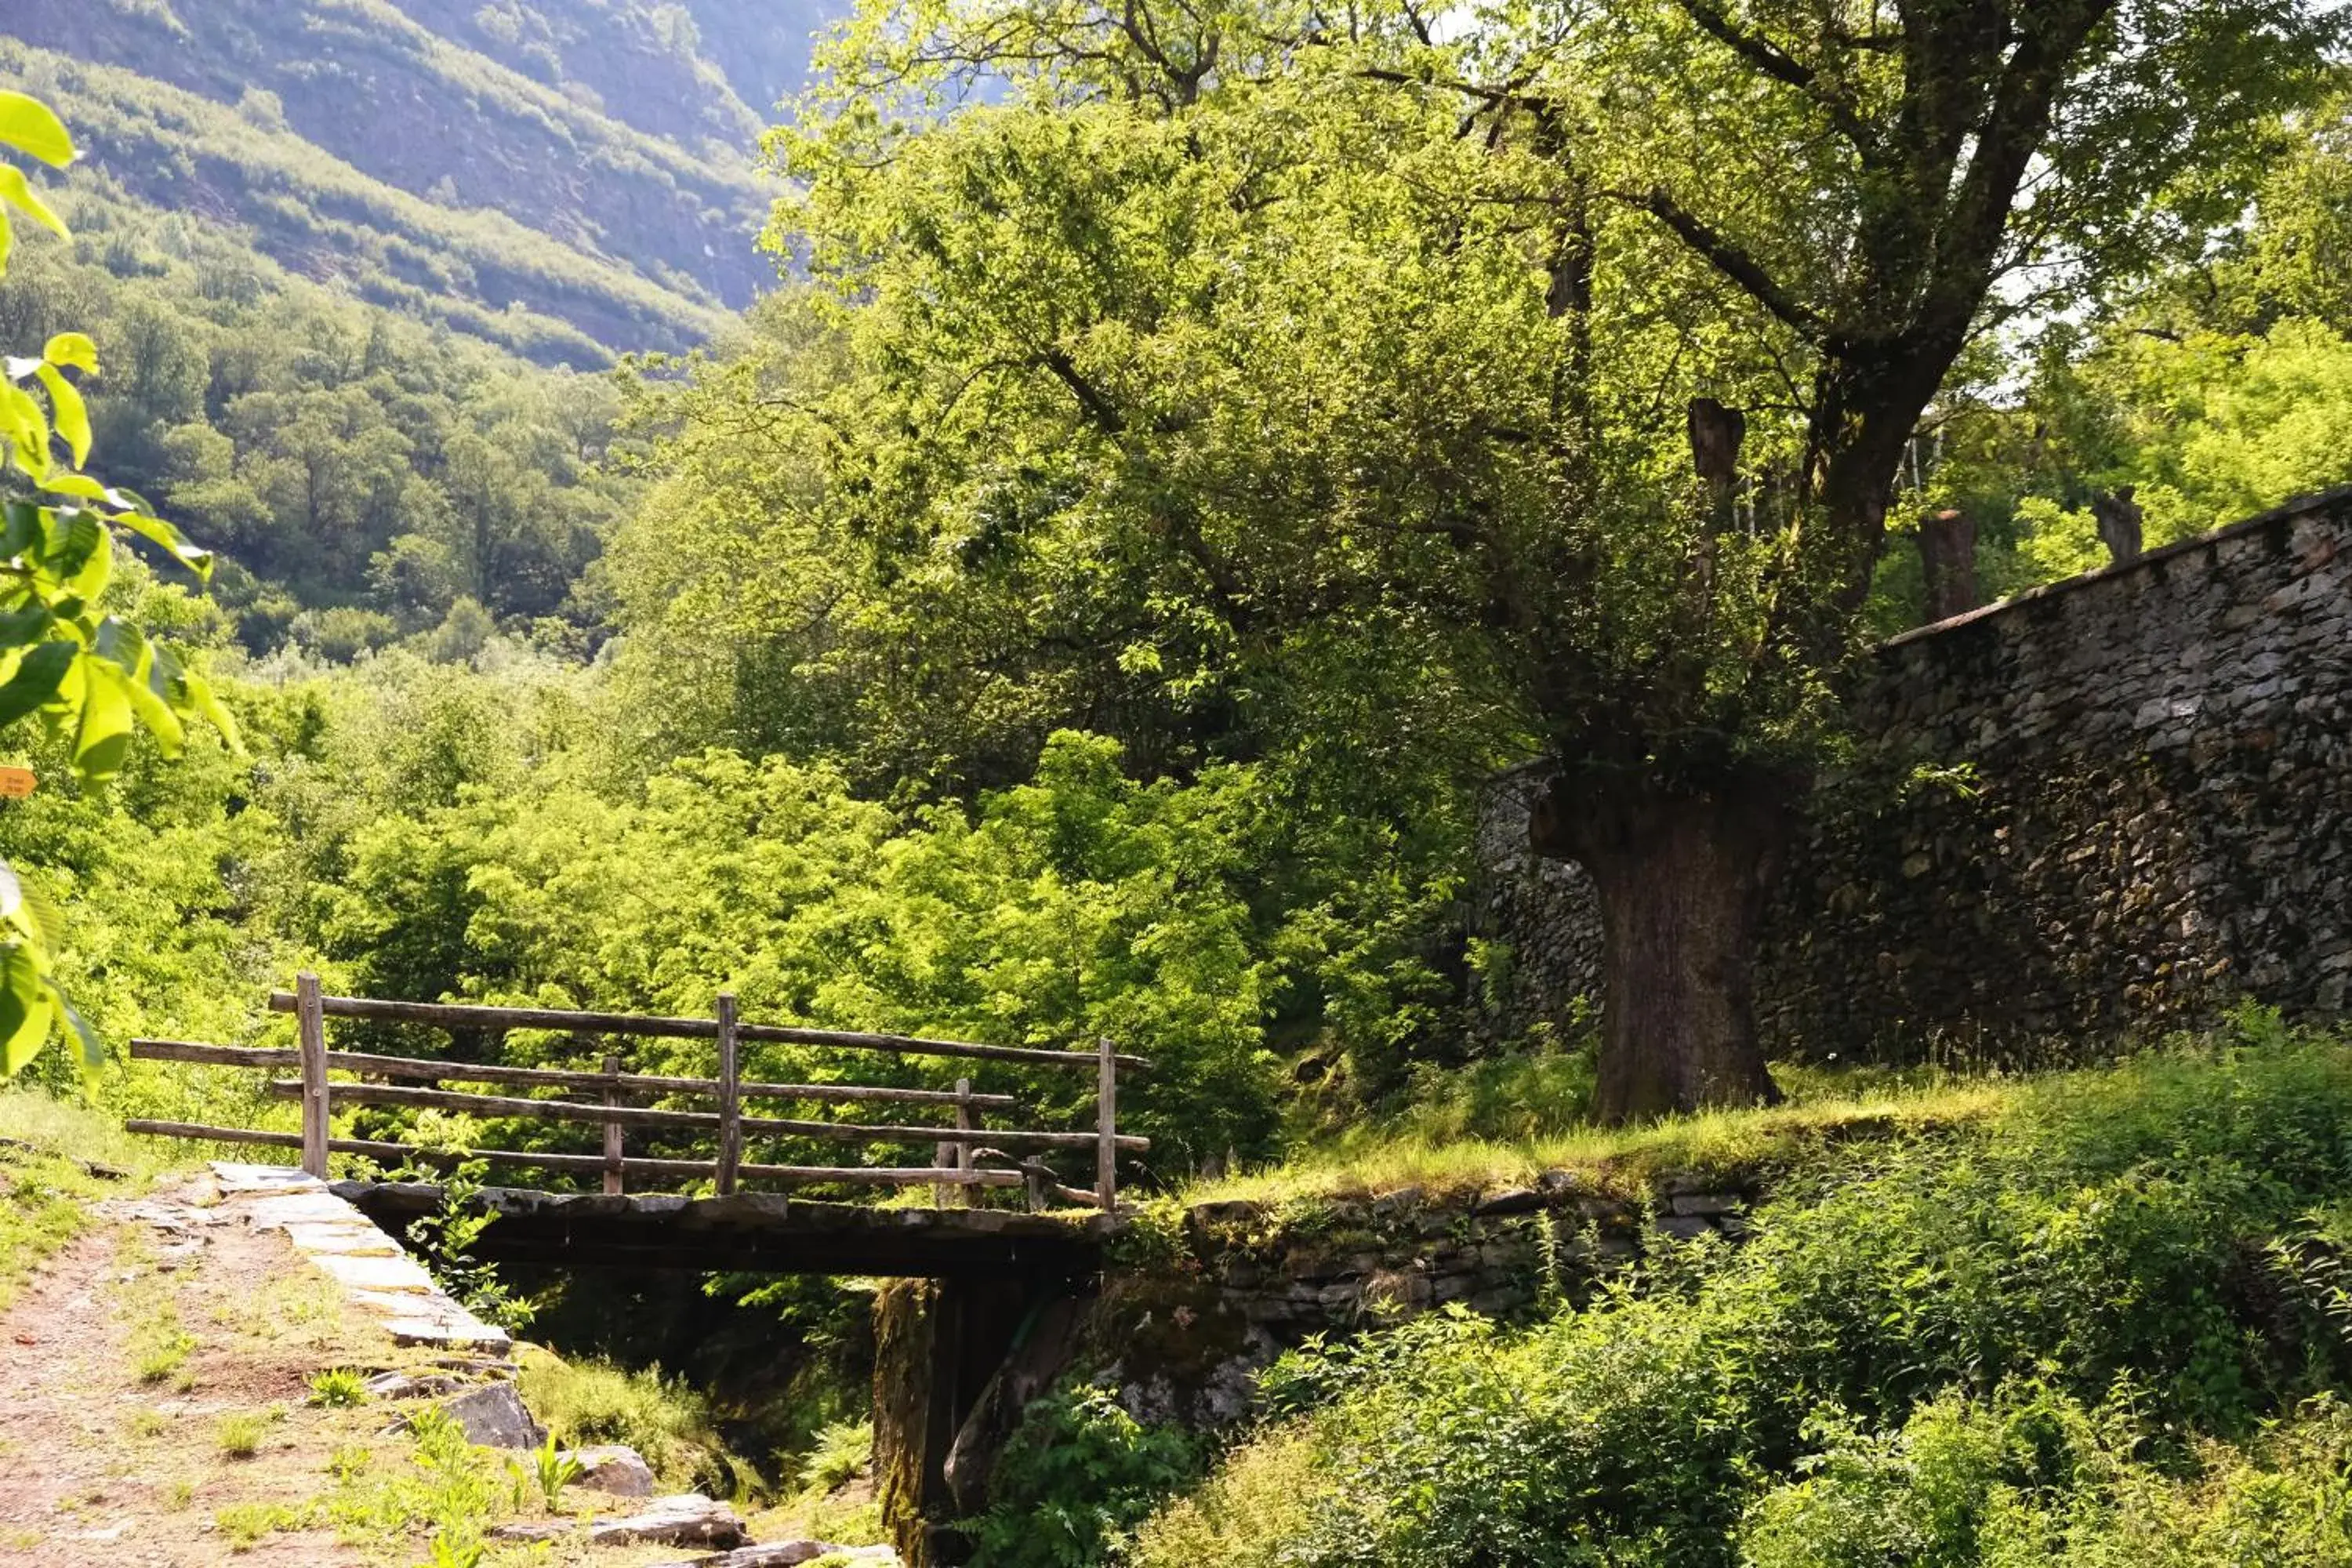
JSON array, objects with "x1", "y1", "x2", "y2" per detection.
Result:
[{"x1": 337, "y1": 1181, "x2": 1113, "y2": 1279}]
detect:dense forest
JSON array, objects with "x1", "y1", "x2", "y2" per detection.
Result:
[{"x1": 5, "y1": 0, "x2": 2352, "y2": 1561}]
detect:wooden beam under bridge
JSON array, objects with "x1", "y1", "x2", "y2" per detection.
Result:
[{"x1": 335, "y1": 1181, "x2": 1115, "y2": 1280}]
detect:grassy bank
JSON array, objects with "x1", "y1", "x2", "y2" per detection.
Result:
[{"x1": 1102, "y1": 1019, "x2": 2352, "y2": 1567}]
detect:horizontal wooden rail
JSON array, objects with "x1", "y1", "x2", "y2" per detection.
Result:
[
  {"x1": 130, "y1": 1040, "x2": 1022, "y2": 1111},
  {"x1": 266, "y1": 992, "x2": 1152, "y2": 1073},
  {"x1": 122, "y1": 1120, "x2": 1033, "y2": 1189},
  {"x1": 126, "y1": 976, "x2": 1141, "y2": 1211},
  {"x1": 260, "y1": 1079, "x2": 1149, "y2": 1151}
]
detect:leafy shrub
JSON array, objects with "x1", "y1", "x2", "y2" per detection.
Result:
[
  {"x1": 969, "y1": 1381, "x2": 1198, "y2": 1568},
  {"x1": 514, "y1": 1349, "x2": 739, "y2": 1495},
  {"x1": 1132, "y1": 1033, "x2": 2352, "y2": 1568},
  {"x1": 307, "y1": 1367, "x2": 368, "y2": 1408}
]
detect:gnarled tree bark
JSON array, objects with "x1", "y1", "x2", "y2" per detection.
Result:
[{"x1": 1531, "y1": 772, "x2": 1791, "y2": 1121}]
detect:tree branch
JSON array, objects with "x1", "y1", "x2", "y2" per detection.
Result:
[
  {"x1": 1674, "y1": 0, "x2": 1875, "y2": 151},
  {"x1": 1610, "y1": 187, "x2": 1826, "y2": 339}
]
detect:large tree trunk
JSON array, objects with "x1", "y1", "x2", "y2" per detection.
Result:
[{"x1": 1532, "y1": 772, "x2": 1790, "y2": 1122}]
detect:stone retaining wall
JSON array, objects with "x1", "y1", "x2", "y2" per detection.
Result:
[
  {"x1": 1084, "y1": 1172, "x2": 1753, "y2": 1430},
  {"x1": 1472, "y1": 490, "x2": 2352, "y2": 1061},
  {"x1": 1756, "y1": 489, "x2": 2352, "y2": 1058}
]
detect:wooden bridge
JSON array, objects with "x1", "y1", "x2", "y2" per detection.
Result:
[
  {"x1": 124, "y1": 973, "x2": 1148, "y2": 1274},
  {"x1": 121, "y1": 975, "x2": 1153, "y2": 1564}
]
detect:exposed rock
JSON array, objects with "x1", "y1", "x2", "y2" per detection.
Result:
[
  {"x1": 363, "y1": 1370, "x2": 470, "y2": 1400},
  {"x1": 1472, "y1": 1188, "x2": 1542, "y2": 1217},
  {"x1": 493, "y1": 1494, "x2": 746, "y2": 1548},
  {"x1": 646, "y1": 1543, "x2": 898, "y2": 1566},
  {"x1": 441, "y1": 1381, "x2": 544, "y2": 1450},
  {"x1": 567, "y1": 1443, "x2": 657, "y2": 1497}
]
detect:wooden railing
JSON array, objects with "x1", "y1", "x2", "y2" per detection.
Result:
[{"x1": 123, "y1": 973, "x2": 1148, "y2": 1210}]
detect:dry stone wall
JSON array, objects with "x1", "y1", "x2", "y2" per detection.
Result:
[
  {"x1": 1756, "y1": 488, "x2": 2352, "y2": 1058},
  {"x1": 1083, "y1": 1173, "x2": 1754, "y2": 1431},
  {"x1": 1472, "y1": 490, "x2": 2352, "y2": 1062}
]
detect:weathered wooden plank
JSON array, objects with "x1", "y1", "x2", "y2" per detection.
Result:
[
  {"x1": 296, "y1": 971, "x2": 328, "y2": 1178},
  {"x1": 714, "y1": 993, "x2": 742, "y2": 1198},
  {"x1": 1096, "y1": 1034, "x2": 1118, "y2": 1211},
  {"x1": 121, "y1": 1120, "x2": 1030, "y2": 1189},
  {"x1": 265, "y1": 990, "x2": 1151, "y2": 1072},
  {"x1": 128, "y1": 1039, "x2": 1022, "y2": 1111},
  {"x1": 261, "y1": 1079, "x2": 1148, "y2": 1150}
]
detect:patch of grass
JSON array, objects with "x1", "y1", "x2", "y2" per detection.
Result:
[
  {"x1": 162, "y1": 1478, "x2": 194, "y2": 1510},
  {"x1": 0, "y1": 1091, "x2": 169, "y2": 1303},
  {"x1": 216, "y1": 1412, "x2": 266, "y2": 1460},
  {"x1": 128, "y1": 1410, "x2": 169, "y2": 1439},
  {"x1": 1181, "y1": 1070, "x2": 2010, "y2": 1209},
  {"x1": 308, "y1": 1367, "x2": 369, "y2": 1408},
  {"x1": 514, "y1": 1348, "x2": 745, "y2": 1495},
  {"x1": 131, "y1": 1301, "x2": 198, "y2": 1384},
  {"x1": 799, "y1": 1419, "x2": 873, "y2": 1494},
  {"x1": 214, "y1": 1500, "x2": 303, "y2": 1549}
]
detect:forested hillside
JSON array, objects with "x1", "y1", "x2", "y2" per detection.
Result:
[
  {"x1": 0, "y1": 0, "x2": 852, "y2": 638},
  {"x1": 0, "y1": 0, "x2": 844, "y2": 359}
]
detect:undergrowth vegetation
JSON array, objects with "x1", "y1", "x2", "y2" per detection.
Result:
[
  {"x1": 514, "y1": 1346, "x2": 749, "y2": 1497},
  {"x1": 1125, "y1": 1021, "x2": 2352, "y2": 1566}
]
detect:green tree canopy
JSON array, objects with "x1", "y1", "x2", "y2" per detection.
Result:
[{"x1": 731, "y1": 0, "x2": 2342, "y2": 1116}]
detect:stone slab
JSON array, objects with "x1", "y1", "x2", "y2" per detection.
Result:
[{"x1": 307, "y1": 1250, "x2": 441, "y2": 1294}]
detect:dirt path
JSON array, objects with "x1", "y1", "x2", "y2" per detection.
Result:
[{"x1": 0, "y1": 1189, "x2": 368, "y2": 1566}]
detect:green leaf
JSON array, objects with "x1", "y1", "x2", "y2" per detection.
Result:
[
  {"x1": 0, "y1": 641, "x2": 74, "y2": 728},
  {"x1": 0, "y1": 165, "x2": 67, "y2": 244},
  {"x1": 118, "y1": 511, "x2": 213, "y2": 580},
  {"x1": 180, "y1": 670, "x2": 241, "y2": 753},
  {"x1": 32, "y1": 363, "x2": 89, "y2": 468},
  {"x1": 41, "y1": 332, "x2": 96, "y2": 374},
  {"x1": 0, "y1": 379, "x2": 49, "y2": 477},
  {"x1": 58, "y1": 993, "x2": 103, "y2": 1074},
  {"x1": 108, "y1": 629, "x2": 184, "y2": 757},
  {"x1": 0, "y1": 946, "x2": 54, "y2": 1076},
  {"x1": 63, "y1": 515, "x2": 111, "y2": 604},
  {"x1": 0, "y1": 93, "x2": 74, "y2": 169},
  {"x1": 38, "y1": 471, "x2": 106, "y2": 501},
  {"x1": 73, "y1": 657, "x2": 135, "y2": 781}
]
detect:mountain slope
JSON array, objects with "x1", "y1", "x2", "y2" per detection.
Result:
[{"x1": 0, "y1": 0, "x2": 845, "y2": 360}]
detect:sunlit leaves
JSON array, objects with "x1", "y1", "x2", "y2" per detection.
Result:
[
  {"x1": 0, "y1": 92, "x2": 72, "y2": 169},
  {"x1": 0, "y1": 89, "x2": 230, "y2": 1076}
]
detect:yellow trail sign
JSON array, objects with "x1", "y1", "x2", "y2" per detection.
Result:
[{"x1": 0, "y1": 767, "x2": 34, "y2": 799}]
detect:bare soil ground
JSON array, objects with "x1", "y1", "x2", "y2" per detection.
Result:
[
  {"x1": 0, "y1": 1163, "x2": 887, "y2": 1568},
  {"x1": 0, "y1": 1185, "x2": 372, "y2": 1566}
]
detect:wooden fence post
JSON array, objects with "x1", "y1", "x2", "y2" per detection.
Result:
[
  {"x1": 714, "y1": 993, "x2": 742, "y2": 1196},
  {"x1": 601, "y1": 1051, "x2": 624, "y2": 1196},
  {"x1": 954, "y1": 1077, "x2": 974, "y2": 1209},
  {"x1": 296, "y1": 971, "x2": 328, "y2": 1179},
  {"x1": 1096, "y1": 1035, "x2": 1117, "y2": 1211}
]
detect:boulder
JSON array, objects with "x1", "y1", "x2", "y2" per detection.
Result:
[
  {"x1": 493, "y1": 1494, "x2": 744, "y2": 1548},
  {"x1": 566, "y1": 1443, "x2": 657, "y2": 1497},
  {"x1": 441, "y1": 1381, "x2": 545, "y2": 1449}
]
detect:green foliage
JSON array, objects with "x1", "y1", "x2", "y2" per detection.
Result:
[
  {"x1": 514, "y1": 1348, "x2": 741, "y2": 1495},
  {"x1": 401, "y1": 1156, "x2": 538, "y2": 1333},
  {"x1": 798, "y1": 1418, "x2": 872, "y2": 1493},
  {"x1": 1133, "y1": 1030, "x2": 2352, "y2": 1567},
  {"x1": 307, "y1": 1367, "x2": 369, "y2": 1409},
  {"x1": 0, "y1": 85, "x2": 234, "y2": 1073},
  {"x1": 511, "y1": 1430, "x2": 583, "y2": 1512},
  {"x1": 970, "y1": 1381, "x2": 1199, "y2": 1568}
]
